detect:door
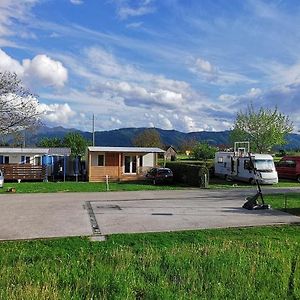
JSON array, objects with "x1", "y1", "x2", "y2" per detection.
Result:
[{"x1": 124, "y1": 155, "x2": 137, "y2": 174}]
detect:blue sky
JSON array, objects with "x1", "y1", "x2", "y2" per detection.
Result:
[{"x1": 1, "y1": 0, "x2": 300, "y2": 132}]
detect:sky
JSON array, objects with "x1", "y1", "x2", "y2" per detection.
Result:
[{"x1": 0, "y1": 0, "x2": 300, "y2": 133}]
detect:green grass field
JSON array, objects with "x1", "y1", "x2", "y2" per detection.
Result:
[
  {"x1": 0, "y1": 178, "x2": 299, "y2": 193},
  {"x1": 0, "y1": 181, "x2": 187, "y2": 194},
  {"x1": 265, "y1": 193, "x2": 300, "y2": 216},
  {"x1": 209, "y1": 178, "x2": 300, "y2": 189},
  {"x1": 0, "y1": 226, "x2": 299, "y2": 299}
]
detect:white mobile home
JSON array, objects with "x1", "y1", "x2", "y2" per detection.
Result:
[{"x1": 215, "y1": 152, "x2": 278, "y2": 184}]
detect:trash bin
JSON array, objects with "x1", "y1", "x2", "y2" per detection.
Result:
[{"x1": 0, "y1": 171, "x2": 4, "y2": 188}]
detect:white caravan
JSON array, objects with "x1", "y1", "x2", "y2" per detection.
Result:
[
  {"x1": 214, "y1": 149, "x2": 278, "y2": 185},
  {"x1": 0, "y1": 170, "x2": 3, "y2": 188}
]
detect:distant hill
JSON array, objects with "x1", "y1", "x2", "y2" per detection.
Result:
[{"x1": 3, "y1": 126, "x2": 300, "y2": 150}]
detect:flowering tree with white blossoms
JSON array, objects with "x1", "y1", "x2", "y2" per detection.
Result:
[{"x1": 0, "y1": 72, "x2": 40, "y2": 135}]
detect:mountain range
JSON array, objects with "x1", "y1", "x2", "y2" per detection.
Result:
[{"x1": 12, "y1": 126, "x2": 300, "y2": 151}]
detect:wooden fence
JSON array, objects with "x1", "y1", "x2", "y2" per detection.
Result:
[{"x1": 0, "y1": 164, "x2": 46, "y2": 181}]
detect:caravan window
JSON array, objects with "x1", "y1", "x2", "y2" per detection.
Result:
[
  {"x1": 244, "y1": 160, "x2": 252, "y2": 170},
  {"x1": 217, "y1": 157, "x2": 223, "y2": 163}
]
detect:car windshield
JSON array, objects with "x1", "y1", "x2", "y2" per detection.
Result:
[{"x1": 254, "y1": 159, "x2": 274, "y2": 171}]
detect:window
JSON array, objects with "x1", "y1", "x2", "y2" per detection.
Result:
[
  {"x1": 4, "y1": 156, "x2": 9, "y2": 164},
  {"x1": 0, "y1": 156, "x2": 3, "y2": 164},
  {"x1": 217, "y1": 157, "x2": 223, "y2": 163},
  {"x1": 35, "y1": 156, "x2": 41, "y2": 166},
  {"x1": 286, "y1": 160, "x2": 296, "y2": 168},
  {"x1": 244, "y1": 160, "x2": 252, "y2": 170},
  {"x1": 97, "y1": 155, "x2": 105, "y2": 166},
  {"x1": 21, "y1": 156, "x2": 30, "y2": 164},
  {"x1": 139, "y1": 155, "x2": 143, "y2": 167}
]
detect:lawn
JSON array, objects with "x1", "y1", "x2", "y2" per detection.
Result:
[
  {"x1": 209, "y1": 178, "x2": 300, "y2": 189},
  {"x1": 0, "y1": 181, "x2": 186, "y2": 194},
  {"x1": 0, "y1": 226, "x2": 299, "y2": 299},
  {"x1": 265, "y1": 193, "x2": 300, "y2": 216}
]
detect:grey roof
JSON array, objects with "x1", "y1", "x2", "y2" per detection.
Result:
[
  {"x1": 0, "y1": 147, "x2": 49, "y2": 154},
  {"x1": 88, "y1": 146, "x2": 165, "y2": 153},
  {"x1": 0, "y1": 147, "x2": 71, "y2": 156},
  {"x1": 48, "y1": 148, "x2": 71, "y2": 156}
]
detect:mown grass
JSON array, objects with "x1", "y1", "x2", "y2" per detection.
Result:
[
  {"x1": 265, "y1": 193, "x2": 300, "y2": 216},
  {"x1": 0, "y1": 226, "x2": 299, "y2": 299},
  {"x1": 0, "y1": 178, "x2": 299, "y2": 194},
  {"x1": 0, "y1": 181, "x2": 187, "y2": 194},
  {"x1": 209, "y1": 178, "x2": 300, "y2": 189}
]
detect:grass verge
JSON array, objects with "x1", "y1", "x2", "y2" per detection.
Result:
[
  {"x1": 209, "y1": 178, "x2": 300, "y2": 189},
  {"x1": 265, "y1": 193, "x2": 300, "y2": 216},
  {"x1": 0, "y1": 181, "x2": 186, "y2": 194},
  {"x1": 0, "y1": 226, "x2": 299, "y2": 299}
]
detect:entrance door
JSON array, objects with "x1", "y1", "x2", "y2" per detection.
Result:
[{"x1": 124, "y1": 155, "x2": 137, "y2": 174}]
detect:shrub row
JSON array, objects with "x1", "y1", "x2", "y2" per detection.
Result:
[{"x1": 166, "y1": 162, "x2": 210, "y2": 187}]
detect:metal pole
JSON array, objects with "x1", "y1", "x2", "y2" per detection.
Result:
[
  {"x1": 92, "y1": 114, "x2": 95, "y2": 146},
  {"x1": 63, "y1": 155, "x2": 66, "y2": 182}
]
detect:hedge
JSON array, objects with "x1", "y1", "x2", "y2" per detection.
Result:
[{"x1": 165, "y1": 162, "x2": 210, "y2": 187}]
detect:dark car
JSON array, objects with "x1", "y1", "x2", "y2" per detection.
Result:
[
  {"x1": 145, "y1": 167, "x2": 173, "y2": 184},
  {"x1": 276, "y1": 156, "x2": 300, "y2": 182}
]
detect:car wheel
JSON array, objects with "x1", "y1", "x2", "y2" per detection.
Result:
[{"x1": 297, "y1": 175, "x2": 300, "y2": 183}]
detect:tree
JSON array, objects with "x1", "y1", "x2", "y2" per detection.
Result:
[
  {"x1": 132, "y1": 128, "x2": 163, "y2": 148},
  {"x1": 231, "y1": 105, "x2": 293, "y2": 153},
  {"x1": 0, "y1": 72, "x2": 40, "y2": 135},
  {"x1": 63, "y1": 132, "x2": 89, "y2": 157},
  {"x1": 38, "y1": 137, "x2": 63, "y2": 148},
  {"x1": 192, "y1": 142, "x2": 217, "y2": 161},
  {"x1": 179, "y1": 138, "x2": 197, "y2": 153}
]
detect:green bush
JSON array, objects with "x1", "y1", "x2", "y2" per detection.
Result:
[{"x1": 166, "y1": 162, "x2": 209, "y2": 187}]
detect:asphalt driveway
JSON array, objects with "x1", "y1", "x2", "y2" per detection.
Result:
[{"x1": 0, "y1": 188, "x2": 299, "y2": 240}]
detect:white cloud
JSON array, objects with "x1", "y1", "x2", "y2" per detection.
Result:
[
  {"x1": 70, "y1": 0, "x2": 84, "y2": 5},
  {"x1": 0, "y1": 48, "x2": 24, "y2": 75},
  {"x1": 23, "y1": 54, "x2": 68, "y2": 88},
  {"x1": 39, "y1": 103, "x2": 76, "y2": 124},
  {"x1": 189, "y1": 56, "x2": 256, "y2": 85},
  {"x1": 0, "y1": 0, "x2": 38, "y2": 37},
  {"x1": 126, "y1": 22, "x2": 143, "y2": 29},
  {"x1": 0, "y1": 49, "x2": 68, "y2": 88},
  {"x1": 195, "y1": 57, "x2": 215, "y2": 73},
  {"x1": 114, "y1": 0, "x2": 156, "y2": 20},
  {"x1": 219, "y1": 87, "x2": 262, "y2": 102},
  {"x1": 158, "y1": 114, "x2": 173, "y2": 130}
]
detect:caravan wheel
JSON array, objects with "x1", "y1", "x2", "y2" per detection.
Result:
[
  {"x1": 249, "y1": 178, "x2": 255, "y2": 185},
  {"x1": 225, "y1": 175, "x2": 232, "y2": 182}
]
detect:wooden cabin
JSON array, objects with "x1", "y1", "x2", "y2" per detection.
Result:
[{"x1": 87, "y1": 146, "x2": 165, "y2": 182}]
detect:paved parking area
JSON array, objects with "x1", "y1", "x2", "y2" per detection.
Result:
[
  {"x1": 0, "y1": 188, "x2": 299, "y2": 240},
  {"x1": 89, "y1": 191, "x2": 300, "y2": 235}
]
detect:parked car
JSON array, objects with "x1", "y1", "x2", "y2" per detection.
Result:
[
  {"x1": 276, "y1": 156, "x2": 300, "y2": 182},
  {"x1": 0, "y1": 170, "x2": 4, "y2": 188},
  {"x1": 145, "y1": 167, "x2": 173, "y2": 184}
]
